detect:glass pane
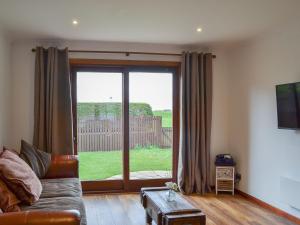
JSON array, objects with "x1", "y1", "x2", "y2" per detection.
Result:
[
  {"x1": 129, "y1": 72, "x2": 173, "y2": 180},
  {"x1": 77, "y1": 72, "x2": 123, "y2": 181}
]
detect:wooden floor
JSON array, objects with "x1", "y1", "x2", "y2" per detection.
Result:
[{"x1": 83, "y1": 193, "x2": 296, "y2": 225}]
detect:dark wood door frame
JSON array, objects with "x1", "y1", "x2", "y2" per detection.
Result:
[
  {"x1": 70, "y1": 59, "x2": 181, "y2": 193},
  {"x1": 123, "y1": 69, "x2": 130, "y2": 191}
]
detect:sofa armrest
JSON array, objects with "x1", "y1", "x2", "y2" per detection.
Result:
[
  {"x1": 44, "y1": 155, "x2": 79, "y2": 179},
  {"x1": 0, "y1": 210, "x2": 81, "y2": 225}
]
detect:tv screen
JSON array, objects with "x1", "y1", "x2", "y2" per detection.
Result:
[{"x1": 276, "y1": 82, "x2": 300, "y2": 129}]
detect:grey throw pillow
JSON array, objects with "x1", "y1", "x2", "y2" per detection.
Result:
[{"x1": 20, "y1": 140, "x2": 51, "y2": 179}]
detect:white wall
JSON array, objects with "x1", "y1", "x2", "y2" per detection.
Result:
[
  {"x1": 9, "y1": 40, "x2": 230, "y2": 179},
  {"x1": 0, "y1": 29, "x2": 11, "y2": 148},
  {"x1": 10, "y1": 41, "x2": 36, "y2": 150},
  {"x1": 210, "y1": 47, "x2": 230, "y2": 182},
  {"x1": 227, "y1": 20, "x2": 300, "y2": 217}
]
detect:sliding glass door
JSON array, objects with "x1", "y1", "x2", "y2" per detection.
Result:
[
  {"x1": 129, "y1": 72, "x2": 173, "y2": 180},
  {"x1": 71, "y1": 61, "x2": 179, "y2": 192},
  {"x1": 76, "y1": 72, "x2": 123, "y2": 181}
]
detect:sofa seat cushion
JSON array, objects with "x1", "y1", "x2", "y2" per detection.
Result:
[
  {"x1": 40, "y1": 178, "x2": 82, "y2": 198},
  {"x1": 20, "y1": 196, "x2": 86, "y2": 225}
]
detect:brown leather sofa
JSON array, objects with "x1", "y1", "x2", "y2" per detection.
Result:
[{"x1": 0, "y1": 155, "x2": 86, "y2": 225}]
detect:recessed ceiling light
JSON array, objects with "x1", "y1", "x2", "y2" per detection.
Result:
[
  {"x1": 72, "y1": 19, "x2": 79, "y2": 25},
  {"x1": 196, "y1": 27, "x2": 202, "y2": 32}
]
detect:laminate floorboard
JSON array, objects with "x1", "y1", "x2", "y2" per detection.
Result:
[{"x1": 83, "y1": 193, "x2": 297, "y2": 225}]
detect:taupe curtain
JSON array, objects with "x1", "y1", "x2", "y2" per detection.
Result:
[
  {"x1": 33, "y1": 47, "x2": 74, "y2": 155},
  {"x1": 178, "y1": 52, "x2": 213, "y2": 194}
]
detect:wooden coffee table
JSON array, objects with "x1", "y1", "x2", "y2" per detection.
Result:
[{"x1": 141, "y1": 187, "x2": 206, "y2": 225}]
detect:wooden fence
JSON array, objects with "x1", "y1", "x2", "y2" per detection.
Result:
[
  {"x1": 77, "y1": 116, "x2": 172, "y2": 152},
  {"x1": 161, "y1": 127, "x2": 172, "y2": 148}
]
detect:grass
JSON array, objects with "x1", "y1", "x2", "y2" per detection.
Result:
[
  {"x1": 153, "y1": 110, "x2": 172, "y2": 128},
  {"x1": 79, "y1": 147, "x2": 172, "y2": 180}
]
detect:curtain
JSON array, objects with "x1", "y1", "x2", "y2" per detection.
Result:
[
  {"x1": 33, "y1": 47, "x2": 74, "y2": 155},
  {"x1": 178, "y1": 52, "x2": 213, "y2": 194}
]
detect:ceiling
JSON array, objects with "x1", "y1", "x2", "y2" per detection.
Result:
[{"x1": 0, "y1": 0, "x2": 299, "y2": 45}]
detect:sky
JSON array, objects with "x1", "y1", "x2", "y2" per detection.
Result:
[{"x1": 77, "y1": 72, "x2": 173, "y2": 110}]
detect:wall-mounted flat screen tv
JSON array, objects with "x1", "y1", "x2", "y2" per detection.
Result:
[{"x1": 276, "y1": 82, "x2": 300, "y2": 129}]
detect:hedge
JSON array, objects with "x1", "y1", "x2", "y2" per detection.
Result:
[{"x1": 77, "y1": 102, "x2": 153, "y2": 118}]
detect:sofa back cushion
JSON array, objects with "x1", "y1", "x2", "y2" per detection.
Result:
[
  {"x1": 20, "y1": 140, "x2": 51, "y2": 178},
  {"x1": 0, "y1": 150, "x2": 42, "y2": 205}
]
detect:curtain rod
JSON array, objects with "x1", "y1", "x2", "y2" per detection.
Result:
[{"x1": 31, "y1": 48, "x2": 216, "y2": 58}]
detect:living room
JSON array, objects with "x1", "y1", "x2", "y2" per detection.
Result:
[{"x1": 0, "y1": 1, "x2": 300, "y2": 225}]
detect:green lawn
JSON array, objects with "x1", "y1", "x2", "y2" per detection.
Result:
[
  {"x1": 153, "y1": 110, "x2": 172, "y2": 128},
  {"x1": 79, "y1": 147, "x2": 171, "y2": 180}
]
